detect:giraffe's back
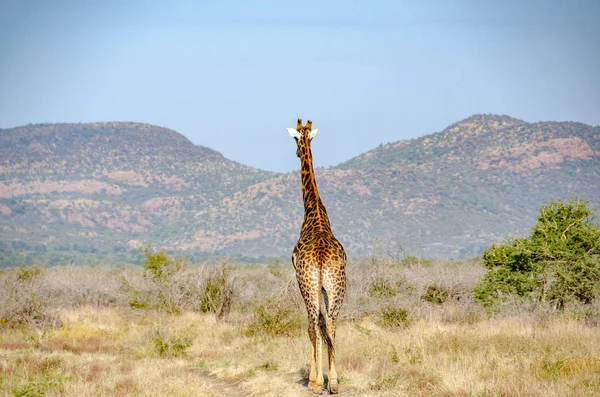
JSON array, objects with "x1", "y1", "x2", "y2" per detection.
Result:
[
  {"x1": 293, "y1": 231, "x2": 346, "y2": 299},
  {"x1": 294, "y1": 232, "x2": 345, "y2": 268}
]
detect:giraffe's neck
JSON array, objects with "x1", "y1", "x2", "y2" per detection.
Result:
[{"x1": 299, "y1": 141, "x2": 331, "y2": 234}]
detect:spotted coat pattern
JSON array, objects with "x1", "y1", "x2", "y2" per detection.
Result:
[{"x1": 290, "y1": 119, "x2": 346, "y2": 394}]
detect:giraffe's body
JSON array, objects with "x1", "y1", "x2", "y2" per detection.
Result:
[{"x1": 288, "y1": 119, "x2": 346, "y2": 394}]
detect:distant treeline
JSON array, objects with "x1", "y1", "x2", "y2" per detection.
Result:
[{"x1": 0, "y1": 242, "x2": 285, "y2": 268}]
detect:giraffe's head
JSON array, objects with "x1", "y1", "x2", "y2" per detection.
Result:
[{"x1": 287, "y1": 118, "x2": 319, "y2": 157}]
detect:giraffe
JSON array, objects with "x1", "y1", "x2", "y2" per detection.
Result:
[{"x1": 287, "y1": 119, "x2": 347, "y2": 394}]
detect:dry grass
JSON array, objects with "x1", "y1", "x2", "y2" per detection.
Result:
[{"x1": 1, "y1": 261, "x2": 599, "y2": 396}]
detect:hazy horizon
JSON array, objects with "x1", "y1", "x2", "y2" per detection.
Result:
[{"x1": 1, "y1": 0, "x2": 599, "y2": 172}]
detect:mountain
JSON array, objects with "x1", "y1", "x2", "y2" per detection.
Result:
[
  {"x1": 1, "y1": 115, "x2": 599, "y2": 265},
  {"x1": 0, "y1": 122, "x2": 273, "y2": 264},
  {"x1": 165, "y1": 114, "x2": 600, "y2": 258}
]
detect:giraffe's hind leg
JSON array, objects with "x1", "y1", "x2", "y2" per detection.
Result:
[
  {"x1": 325, "y1": 315, "x2": 339, "y2": 394},
  {"x1": 322, "y1": 273, "x2": 345, "y2": 394},
  {"x1": 307, "y1": 308, "x2": 324, "y2": 394},
  {"x1": 298, "y1": 264, "x2": 326, "y2": 394}
]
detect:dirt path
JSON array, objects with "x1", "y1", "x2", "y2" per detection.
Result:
[{"x1": 198, "y1": 370, "x2": 249, "y2": 397}]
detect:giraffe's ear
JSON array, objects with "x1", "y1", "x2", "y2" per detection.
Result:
[
  {"x1": 308, "y1": 128, "x2": 319, "y2": 139},
  {"x1": 287, "y1": 128, "x2": 302, "y2": 139}
]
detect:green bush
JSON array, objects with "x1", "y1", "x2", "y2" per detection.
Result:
[
  {"x1": 143, "y1": 247, "x2": 184, "y2": 285},
  {"x1": 474, "y1": 198, "x2": 600, "y2": 308},
  {"x1": 421, "y1": 284, "x2": 450, "y2": 305},
  {"x1": 246, "y1": 297, "x2": 303, "y2": 337},
  {"x1": 120, "y1": 246, "x2": 187, "y2": 314},
  {"x1": 199, "y1": 262, "x2": 234, "y2": 320},
  {"x1": 378, "y1": 306, "x2": 411, "y2": 328},
  {"x1": 151, "y1": 330, "x2": 192, "y2": 357},
  {"x1": 9, "y1": 357, "x2": 71, "y2": 397},
  {"x1": 120, "y1": 248, "x2": 235, "y2": 319},
  {"x1": 369, "y1": 278, "x2": 399, "y2": 298},
  {"x1": 16, "y1": 266, "x2": 43, "y2": 281},
  {"x1": 549, "y1": 256, "x2": 600, "y2": 304}
]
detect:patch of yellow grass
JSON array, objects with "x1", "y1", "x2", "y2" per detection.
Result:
[
  {"x1": 0, "y1": 350, "x2": 220, "y2": 397},
  {"x1": 1, "y1": 307, "x2": 599, "y2": 396}
]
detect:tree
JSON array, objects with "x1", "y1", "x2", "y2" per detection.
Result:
[{"x1": 473, "y1": 197, "x2": 600, "y2": 308}]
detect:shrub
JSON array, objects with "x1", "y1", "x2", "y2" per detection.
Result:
[
  {"x1": 120, "y1": 246, "x2": 188, "y2": 314},
  {"x1": 246, "y1": 297, "x2": 303, "y2": 337},
  {"x1": 0, "y1": 294, "x2": 62, "y2": 330},
  {"x1": 120, "y1": 279, "x2": 150, "y2": 310},
  {"x1": 16, "y1": 266, "x2": 43, "y2": 281},
  {"x1": 143, "y1": 248, "x2": 184, "y2": 285},
  {"x1": 0, "y1": 266, "x2": 62, "y2": 329},
  {"x1": 198, "y1": 262, "x2": 235, "y2": 320},
  {"x1": 549, "y1": 255, "x2": 600, "y2": 305},
  {"x1": 421, "y1": 284, "x2": 450, "y2": 305},
  {"x1": 369, "y1": 278, "x2": 399, "y2": 298},
  {"x1": 474, "y1": 198, "x2": 600, "y2": 308},
  {"x1": 378, "y1": 306, "x2": 412, "y2": 328},
  {"x1": 141, "y1": 246, "x2": 187, "y2": 314},
  {"x1": 150, "y1": 329, "x2": 192, "y2": 357},
  {"x1": 120, "y1": 249, "x2": 236, "y2": 319}
]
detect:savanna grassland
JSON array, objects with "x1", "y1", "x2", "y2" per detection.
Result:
[{"x1": 1, "y1": 257, "x2": 599, "y2": 397}]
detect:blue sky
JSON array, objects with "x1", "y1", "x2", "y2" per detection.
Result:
[{"x1": 1, "y1": 0, "x2": 599, "y2": 172}]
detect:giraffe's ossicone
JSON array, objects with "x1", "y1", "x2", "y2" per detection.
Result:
[{"x1": 287, "y1": 119, "x2": 347, "y2": 395}]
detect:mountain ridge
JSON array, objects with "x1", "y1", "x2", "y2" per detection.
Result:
[
  {"x1": 1, "y1": 115, "x2": 599, "y2": 265},
  {"x1": 338, "y1": 114, "x2": 600, "y2": 171}
]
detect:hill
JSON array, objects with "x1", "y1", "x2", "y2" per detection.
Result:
[
  {"x1": 168, "y1": 115, "x2": 600, "y2": 258},
  {"x1": 1, "y1": 115, "x2": 599, "y2": 264},
  {"x1": 0, "y1": 122, "x2": 273, "y2": 264}
]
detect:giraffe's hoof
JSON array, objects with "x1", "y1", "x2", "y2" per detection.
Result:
[
  {"x1": 328, "y1": 379, "x2": 339, "y2": 394},
  {"x1": 308, "y1": 381, "x2": 323, "y2": 394}
]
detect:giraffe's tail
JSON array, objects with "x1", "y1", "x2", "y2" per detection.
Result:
[{"x1": 318, "y1": 286, "x2": 334, "y2": 353}]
